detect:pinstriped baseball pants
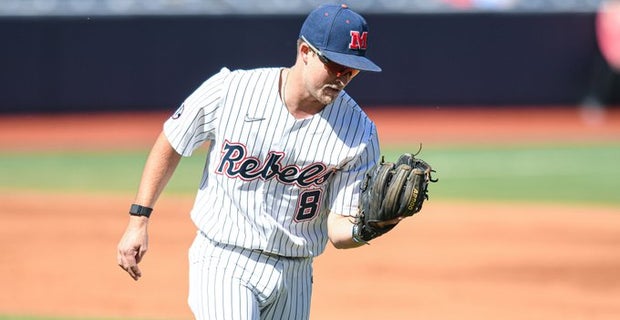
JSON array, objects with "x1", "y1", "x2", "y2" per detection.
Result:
[{"x1": 188, "y1": 232, "x2": 314, "y2": 320}]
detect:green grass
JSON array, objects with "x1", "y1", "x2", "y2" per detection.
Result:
[
  {"x1": 382, "y1": 143, "x2": 620, "y2": 206},
  {"x1": 1, "y1": 143, "x2": 619, "y2": 206},
  {"x1": 0, "y1": 150, "x2": 206, "y2": 195}
]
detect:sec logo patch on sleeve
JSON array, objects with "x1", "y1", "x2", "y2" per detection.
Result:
[{"x1": 172, "y1": 103, "x2": 184, "y2": 119}]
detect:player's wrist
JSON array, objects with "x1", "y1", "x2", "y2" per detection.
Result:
[
  {"x1": 129, "y1": 204, "x2": 153, "y2": 218},
  {"x1": 351, "y1": 224, "x2": 370, "y2": 245}
]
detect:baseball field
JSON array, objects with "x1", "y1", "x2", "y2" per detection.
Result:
[{"x1": 1, "y1": 106, "x2": 619, "y2": 320}]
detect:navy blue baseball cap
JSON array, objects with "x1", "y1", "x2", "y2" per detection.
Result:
[{"x1": 299, "y1": 4, "x2": 382, "y2": 72}]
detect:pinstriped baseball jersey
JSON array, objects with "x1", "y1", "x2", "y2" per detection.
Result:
[{"x1": 164, "y1": 67, "x2": 380, "y2": 257}]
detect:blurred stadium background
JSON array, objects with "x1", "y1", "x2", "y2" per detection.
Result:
[
  {"x1": 1, "y1": 0, "x2": 618, "y2": 113},
  {"x1": 0, "y1": 0, "x2": 607, "y2": 15}
]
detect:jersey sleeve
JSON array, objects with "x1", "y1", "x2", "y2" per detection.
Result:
[
  {"x1": 327, "y1": 123, "x2": 380, "y2": 217},
  {"x1": 163, "y1": 67, "x2": 231, "y2": 156}
]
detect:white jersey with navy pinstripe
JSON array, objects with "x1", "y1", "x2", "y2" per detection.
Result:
[{"x1": 164, "y1": 67, "x2": 380, "y2": 258}]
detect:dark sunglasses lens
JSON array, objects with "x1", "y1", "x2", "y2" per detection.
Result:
[{"x1": 315, "y1": 49, "x2": 359, "y2": 77}]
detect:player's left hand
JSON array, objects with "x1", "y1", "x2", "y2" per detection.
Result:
[
  {"x1": 353, "y1": 153, "x2": 437, "y2": 243},
  {"x1": 371, "y1": 216, "x2": 405, "y2": 229}
]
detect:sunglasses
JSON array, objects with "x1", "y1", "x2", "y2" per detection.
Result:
[{"x1": 301, "y1": 36, "x2": 361, "y2": 78}]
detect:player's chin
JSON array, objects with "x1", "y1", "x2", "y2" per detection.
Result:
[{"x1": 321, "y1": 87, "x2": 341, "y2": 103}]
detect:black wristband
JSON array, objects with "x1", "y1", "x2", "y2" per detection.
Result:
[{"x1": 129, "y1": 204, "x2": 153, "y2": 218}]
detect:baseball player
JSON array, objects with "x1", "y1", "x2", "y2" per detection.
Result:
[{"x1": 117, "y1": 4, "x2": 396, "y2": 319}]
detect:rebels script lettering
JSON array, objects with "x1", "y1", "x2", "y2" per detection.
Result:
[{"x1": 215, "y1": 141, "x2": 335, "y2": 188}]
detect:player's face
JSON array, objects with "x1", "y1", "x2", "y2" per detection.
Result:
[{"x1": 302, "y1": 42, "x2": 360, "y2": 105}]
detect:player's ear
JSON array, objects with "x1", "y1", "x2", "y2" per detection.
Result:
[{"x1": 299, "y1": 42, "x2": 311, "y2": 64}]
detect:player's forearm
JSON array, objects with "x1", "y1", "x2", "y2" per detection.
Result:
[
  {"x1": 133, "y1": 132, "x2": 182, "y2": 208},
  {"x1": 327, "y1": 213, "x2": 365, "y2": 249}
]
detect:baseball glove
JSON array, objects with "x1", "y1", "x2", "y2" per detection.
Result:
[{"x1": 352, "y1": 153, "x2": 437, "y2": 243}]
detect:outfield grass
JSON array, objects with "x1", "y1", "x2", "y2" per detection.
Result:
[
  {"x1": 383, "y1": 143, "x2": 620, "y2": 205},
  {"x1": 1, "y1": 143, "x2": 618, "y2": 206}
]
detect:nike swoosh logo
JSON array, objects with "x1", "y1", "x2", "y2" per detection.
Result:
[{"x1": 244, "y1": 114, "x2": 266, "y2": 122}]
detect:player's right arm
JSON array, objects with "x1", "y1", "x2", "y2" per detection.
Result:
[
  {"x1": 118, "y1": 68, "x2": 225, "y2": 280},
  {"x1": 116, "y1": 132, "x2": 182, "y2": 280}
]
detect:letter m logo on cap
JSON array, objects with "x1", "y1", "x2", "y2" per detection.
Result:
[{"x1": 349, "y1": 31, "x2": 368, "y2": 50}]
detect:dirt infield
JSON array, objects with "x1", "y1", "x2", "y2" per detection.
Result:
[{"x1": 1, "y1": 107, "x2": 619, "y2": 319}]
